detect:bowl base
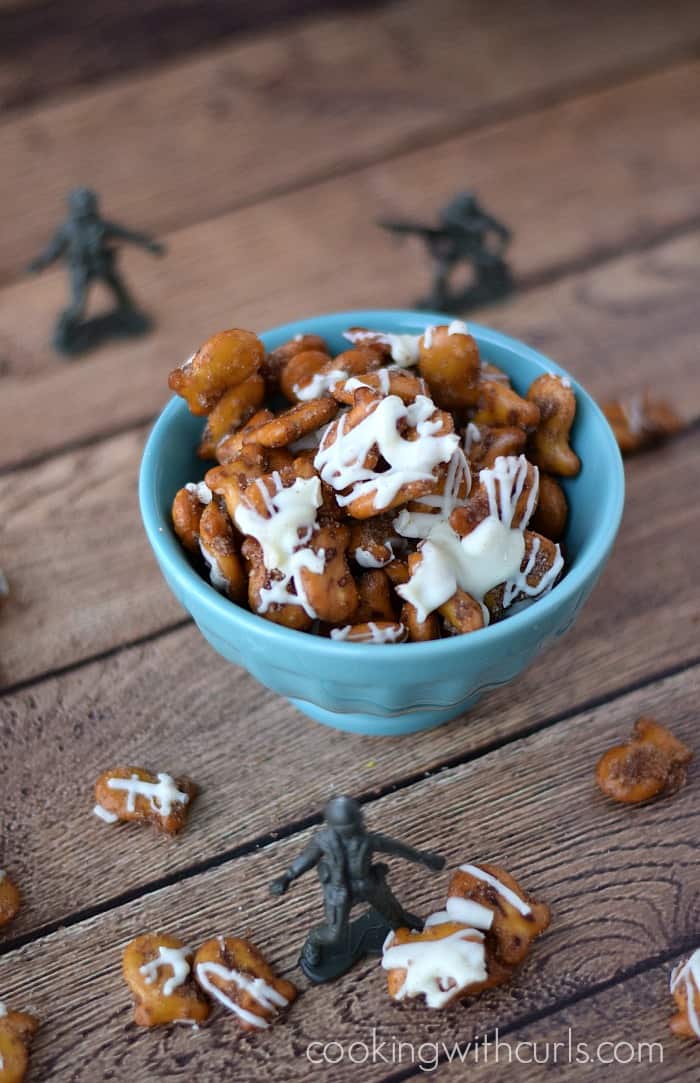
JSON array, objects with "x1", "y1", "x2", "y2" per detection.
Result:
[{"x1": 287, "y1": 696, "x2": 480, "y2": 736}]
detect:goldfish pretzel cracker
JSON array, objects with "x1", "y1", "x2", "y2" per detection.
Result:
[
  {"x1": 602, "y1": 392, "x2": 684, "y2": 455},
  {"x1": 168, "y1": 329, "x2": 264, "y2": 416},
  {"x1": 0, "y1": 1003, "x2": 39, "y2": 1083},
  {"x1": 122, "y1": 933, "x2": 209, "y2": 1027},
  {"x1": 194, "y1": 936, "x2": 297, "y2": 1031},
  {"x1": 0, "y1": 869, "x2": 21, "y2": 928},
  {"x1": 94, "y1": 767, "x2": 197, "y2": 834},
  {"x1": 382, "y1": 922, "x2": 489, "y2": 1009},
  {"x1": 262, "y1": 333, "x2": 329, "y2": 391},
  {"x1": 198, "y1": 372, "x2": 266, "y2": 459},
  {"x1": 669, "y1": 948, "x2": 700, "y2": 1040},
  {"x1": 169, "y1": 324, "x2": 580, "y2": 642},
  {"x1": 595, "y1": 717, "x2": 692, "y2": 804},
  {"x1": 447, "y1": 862, "x2": 551, "y2": 968},
  {"x1": 526, "y1": 373, "x2": 580, "y2": 476}
]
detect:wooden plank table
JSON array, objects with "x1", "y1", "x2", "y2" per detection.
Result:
[{"x1": 0, "y1": 2, "x2": 698, "y2": 1079}]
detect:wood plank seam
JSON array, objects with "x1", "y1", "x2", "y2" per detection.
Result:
[
  {"x1": 383, "y1": 939, "x2": 700, "y2": 1083},
  {"x1": 2, "y1": 652, "x2": 698, "y2": 960},
  {"x1": 0, "y1": 616, "x2": 191, "y2": 700},
  {"x1": 2, "y1": 219, "x2": 699, "y2": 482}
]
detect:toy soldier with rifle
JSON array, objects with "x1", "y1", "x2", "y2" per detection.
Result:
[{"x1": 380, "y1": 190, "x2": 513, "y2": 311}]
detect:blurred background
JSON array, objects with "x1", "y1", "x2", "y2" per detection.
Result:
[{"x1": 0, "y1": 0, "x2": 698, "y2": 685}]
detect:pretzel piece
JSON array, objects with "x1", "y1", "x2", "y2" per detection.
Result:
[
  {"x1": 669, "y1": 949, "x2": 700, "y2": 1040},
  {"x1": 526, "y1": 373, "x2": 580, "y2": 476},
  {"x1": 0, "y1": 870, "x2": 21, "y2": 928},
  {"x1": 168, "y1": 329, "x2": 264, "y2": 415},
  {"x1": 595, "y1": 718, "x2": 692, "y2": 804},
  {"x1": 382, "y1": 921, "x2": 489, "y2": 1008},
  {"x1": 94, "y1": 767, "x2": 197, "y2": 835},
  {"x1": 197, "y1": 372, "x2": 266, "y2": 459},
  {"x1": 602, "y1": 392, "x2": 684, "y2": 454},
  {"x1": 448, "y1": 862, "x2": 551, "y2": 967},
  {"x1": 122, "y1": 933, "x2": 209, "y2": 1027},
  {"x1": 0, "y1": 1003, "x2": 39, "y2": 1083},
  {"x1": 194, "y1": 937, "x2": 297, "y2": 1031}
]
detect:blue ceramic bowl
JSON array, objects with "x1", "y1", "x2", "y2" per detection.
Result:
[{"x1": 139, "y1": 310, "x2": 624, "y2": 736}]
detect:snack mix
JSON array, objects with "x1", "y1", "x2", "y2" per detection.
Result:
[
  {"x1": 382, "y1": 862, "x2": 550, "y2": 1008},
  {"x1": 169, "y1": 322, "x2": 578, "y2": 642}
]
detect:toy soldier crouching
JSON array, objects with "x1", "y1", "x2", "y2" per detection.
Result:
[
  {"x1": 269, "y1": 795, "x2": 445, "y2": 982},
  {"x1": 27, "y1": 187, "x2": 165, "y2": 355}
]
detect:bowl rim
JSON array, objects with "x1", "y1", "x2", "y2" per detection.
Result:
[{"x1": 139, "y1": 308, "x2": 625, "y2": 660}]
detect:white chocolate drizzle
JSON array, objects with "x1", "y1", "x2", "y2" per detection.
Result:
[
  {"x1": 196, "y1": 961, "x2": 290, "y2": 1029},
  {"x1": 353, "y1": 544, "x2": 394, "y2": 569},
  {"x1": 199, "y1": 539, "x2": 231, "y2": 593},
  {"x1": 422, "y1": 320, "x2": 469, "y2": 350},
  {"x1": 425, "y1": 896, "x2": 495, "y2": 931},
  {"x1": 293, "y1": 368, "x2": 347, "y2": 402},
  {"x1": 185, "y1": 481, "x2": 213, "y2": 505},
  {"x1": 463, "y1": 422, "x2": 481, "y2": 455},
  {"x1": 458, "y1": 863, "x2": 532, "y2": 916},
  {"x1": 343, "y1": 329, "x2": 422, "y2": 367},
  {"x1": 139, "y1": 945, "x2": 191, "y2": 997},
  {"x1": 621, "y1": 394, "x2": 645, "y2": 435},
  {"x1": 330, "y1": 622, "x2": 406, "y2": 644},
  {"x1": 670, "y1": 949, "x2": 700, "y2": 1038},
  {"x1": 314, "y1": 393, "x2": 458, "y2": 512},
  {"x1": 233, "y1": 472, "x2": 324, "y2": 617},
  {"x1": 501, "y1": 533, "x2": 564, "y2": 610},
  {"x1": 481, "y1": 454, "x2": 539, "y2": 531},
  {"x1": 382, "y1": 927, "x2": 487, "y2": 1009},
  {"x1": 548, "y1": 371, "x2": 572, "y2": 389},
  {"x1": 93, "y1": 804, "x2": 119, "y2": 824},
  {"x1": 106, "y1": 772, "x2": 190, "y2": 817},
  {"x1": 396, "y1": 454, "x2": 546, "y2": 622}
]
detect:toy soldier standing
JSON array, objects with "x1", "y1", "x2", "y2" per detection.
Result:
[
  {"x1": 27, "y1": 187, "x2": 165, "y2": 354},
  {"x1": 380, "y1": 190, "x2": 512, "y2": 311},
  {"x1": 269, "y1": 795, "x2": 445, "y2": 982}
]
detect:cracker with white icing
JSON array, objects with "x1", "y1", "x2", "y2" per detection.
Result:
[
  {"x1": 194, "y1": 936, "x2": 298, "y2": 1031},
  {"x1": 447, "y1": 862, "x2": 551, "y2": 968},
  {"x1": 94, "y1": 766, "x2": 197, "y2": 835},
  {"x1": 382, "y1": 921, "x2": 493, "y2": 1009},
  {"x1": 670, "y1": 948, "x2": 700, "y2": 1040},
  {"x1": 0, "y1": 1003, "x2": 39, "y2": 1083},
  {"x1": 122, "y1": 933, "x2": 209, "y2": 1027}
]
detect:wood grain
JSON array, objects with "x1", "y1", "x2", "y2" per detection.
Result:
[
  {"x1": 0, "y1": 0, "x2": 379, "y2": 112},
  {"x1": 0, "y1": 668, "x2": 697, "y2": 1080},
  {"x1": 0, "y1": 230, "x2": 698, "y2": 688},
  {"x1": 1, "y1": 434, "x2": 698, "y2": 936},
  {"x1": 2, "y1": 61, "x2": 699, "y2": 468},
  {"x1": 438, "y1": 960, "x2": 695, "y2": 1081}
]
